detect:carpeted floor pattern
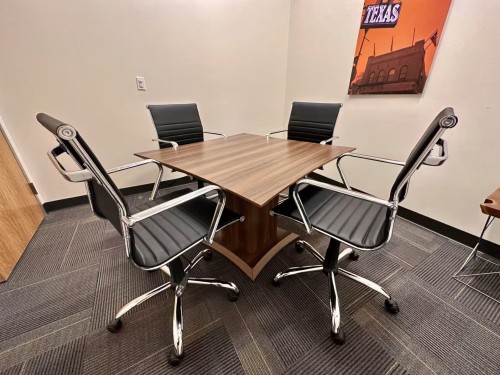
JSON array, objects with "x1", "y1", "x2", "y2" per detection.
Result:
[{"x1": 0, "y1": 184, "x2": 499, "y2": 375}]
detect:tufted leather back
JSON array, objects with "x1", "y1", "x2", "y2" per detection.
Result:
[
  {"x1": 287, "y1": 102, "x2": 342, "y2": 144},
  {"x1": 147, "y1": 103, "x2": 204, "y2": 148}
]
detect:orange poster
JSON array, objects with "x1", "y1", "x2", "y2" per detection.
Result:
[{"x1": 348, "y1": 0, "x2": 452, "y2": 95}]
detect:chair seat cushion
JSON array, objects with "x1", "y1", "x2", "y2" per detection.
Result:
[
  {"x1": 272, "y1": 186, "x2": 390, "y2": 249},
  {"x1": 130, "y1": 188, "x2": 241, "y2": 268}
]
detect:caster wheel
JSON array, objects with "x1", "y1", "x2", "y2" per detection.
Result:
[
  {"x1": 107, "y1": 318, "x2": 122, "y2": 333},
  {"x1": 331, "y1": 328, "x2": 346, "y2": 345},
  {"x1": 272, "y1": 277, "x2": 280, "y2": 287},
  {"x1": 295, "y1": 241, "x2": 305, "y2": 253},
  {"x1": 385, "y1": 299, "x2": 400, "y2": 314},
  {"x1": 168, "y1": 349, "x2": 183, "y2": 366},
  {"x1": 203, "y1": 250, "x2": 213, "y2": 261},
  {"x1": 349, "y1": 250, "x2": 360, "y2": 261},
  {"x1": 228, "y1": 290, "x2": 240, "y2": 302}
]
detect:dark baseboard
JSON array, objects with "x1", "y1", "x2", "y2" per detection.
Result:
[
  {"x1": 307, "y1": 172, "x2": 500, "y2": 259},
  {"x1": 42, "y1": 176, "x2": 192, "y2": 212}
]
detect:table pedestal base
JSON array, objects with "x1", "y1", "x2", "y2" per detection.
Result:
[
  {"x1": 210, "y1": 192, "x2": 299, "y2": 280},
  {"x1": 210, "y1": 229, "x2": 298, "y2": 281}
]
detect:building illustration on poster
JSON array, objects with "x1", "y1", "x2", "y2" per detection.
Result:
[{"x1": 348, "y1": 0, "x2": 452, "y2": 95}]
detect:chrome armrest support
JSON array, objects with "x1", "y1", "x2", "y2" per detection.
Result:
[
  {"x1": 107, "y1": 159, "x2": 164, "y2": 201},
  {"x1": 49, "y1": 146, "x2": 163, "y2": 200},
  {"x1": 336, "y1": 152, "x2": 406, "y2": 190},
  {"x1": 48, "y1": 146, "x2": 93, "y2": 182},
  {"x1": 203, "y1": 131, "x2": 227, "y2": 138},
  {"x1": 422, "y1": 138, "x2": 448, "y2": 166},
  {"x1": 292, "y1": 178, "x2": 395, "y2": 235},
  {"x1": 152, "y1": 138, "x2": 179, "y2": 149},
  {"x1": 107, "y1": 159, "x2": 162, "y2": 174},
  {"x1": 125, "y1": 185, "x2": 226, "y2": 244},
  {"x1": 266, "y1": 129, "x2": 288, "y2": 140},
  {"x1": 320, "y1": 136, "x2": 339, "y2": 145}
]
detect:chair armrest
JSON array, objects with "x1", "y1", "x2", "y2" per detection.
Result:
[
  {"x1": 422, "y1": 138, "x2": 448, "y2": 166},
  {"x1": 336, "y1": 152, "x2": 405, "y2": 190},
  {"x1": 152, "y1": 138, "x2": 178, "y2": 149},
  {"x1": 107, "y1": 159, "x2": 164, "y2": 201},
  {"x1": 107, "y1": 159, "x2": 162, "y2": 174},
  {"x1": 292, "y1": 178, "x2": 395, "y2": 235},
  {"x1": 320, "y1": 136, "x2": 339, "y2": 145},
  {"x1": 203, "y1": 131, "x2": 227, "y2": 138},
  {"x1": 266, "y1": 129, "x2": 288, "y2": 140},
  {"x1": 125, "y1": 185, "x2": 227, "y2": 244},
  {"x1": 48, "y1": 146, "x2": 93, "y2": 182}
]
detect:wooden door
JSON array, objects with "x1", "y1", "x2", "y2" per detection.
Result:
[{"x1": 0, "y1": 127, "x2": 44, "y2": 281}]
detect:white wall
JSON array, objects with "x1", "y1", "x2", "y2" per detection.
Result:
[
  {"x1": 2, "y1": 0, "x2": 499, "y2": 244},
  {"x1": 0, "y1": 0, "x2": 291, "y2": 202},
  {"x1": 285, "y1": 0, "x2": 500, "y2": 244}
]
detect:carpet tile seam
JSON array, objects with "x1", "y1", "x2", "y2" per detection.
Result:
[
  {"x1": 59, "y1": 221, "x2": 81, "y2": 268},
  {"x1": 113, "y1": 318, "x2": 225, "y2": 375},
  {"x1": 382, "y1": 248, "x2": 415, "y2": 268},
  {"x1": 0, "y1": 263, "x2": 101, "y2": 296},
  {"x1": 405, "y1": 276, "x2": 500, "y2": 338},
  {"x1": 232, "y1": 302, "x2": 274, "y2": 375},
  {"x1": 361, "y1": 308, "x2": 442, "y2": 375},
  {"x1": 0, "y1": 317, "x2": 91, "y2": 357}
]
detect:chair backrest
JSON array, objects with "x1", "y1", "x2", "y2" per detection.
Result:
[
  {"x1": 36, "y1": 113, "x2": 130, "y2": 235},
  {"x1": 147, "y1": 103, "x2": 204, "y2": 148},
  {"x1": 287, "y1": 102, "x2": 342, "y2": 144},
  {"x1": 390, "y1": 107, "x2": 458, "y2": 203}
]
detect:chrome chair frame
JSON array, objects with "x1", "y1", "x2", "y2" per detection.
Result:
[
  {"x1": 43, "y1": 116, "x2": 241, "y2": 365},
  {"x1": 49, "y1": 147, "x2": 164, "y2": 201},
  {"x1": 272, "y1": 177, "x2": 401, "y2": 343},
  {"x1": 152, "y1": 131, "x2": 227, "y2": 150},
  {"x1": 452, "y1": 216, "x2": 500, "y2": 304},
  {"x1": 271, "y1": 109, "x2": 457, "y2": 343},
  {"x1": 266, "y1": 129, "x2": 338, "y2": 144}
]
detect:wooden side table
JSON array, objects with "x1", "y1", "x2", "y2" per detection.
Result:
[{"x1": 453, "y1": 188, "x2": 500, "y2": 303}]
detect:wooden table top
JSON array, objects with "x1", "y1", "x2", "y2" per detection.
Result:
[
  {"x1": 135, "y1": 133, "x2": 355, "y2": 207},
  {"x1": 480, "y1": 188, "x2": 500, "y2": 218}
]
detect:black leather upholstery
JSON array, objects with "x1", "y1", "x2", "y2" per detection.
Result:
[
  {"x1": 36, "y1": 113, "x2": 66, "y2": 134},
  {"x1": 390, "y1": 107, "x2": 457, "y2": 202},
  {"x1": 272, "y1": 186, "x2": 390, "y2": 248},
  {"x1": 131, "y1": 189, "x2": 241, "y2": 268},
  {"x1": 288, "y1": 102, "x2": 342, "y2": 144},
  {"x1": 77, "y1": 135, "x2": 130, "y2": 234},
  {"x1": 273, "y1": 107, "x2": 458, "y2": 250},
  {"x1": 37, "y1": 112, "x2": 242, "y2": 270},
  {"x1": 37, "y1": 113, "x2": 128, "y2": 234},
  {"x1": 147, "y1": 104, "x2": 204, "y2": 148}
]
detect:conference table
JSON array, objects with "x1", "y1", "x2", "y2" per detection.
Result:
[{"x1": 136, "y1": 133, "x2": 355, "y2": 280}]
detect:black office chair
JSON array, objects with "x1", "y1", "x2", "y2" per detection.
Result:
[
  {"x1": 267, "y1": 101, "x2": 343, "y2": 199},
  {"x1": 147, "y1": 103, "x2": 226, "y2": 189},
  {"x1": 266, "y1": 102, "x2": 342, "y2": 144},
  {"x1": 271, "y1": 107, "x2": 458, "y2": 344},
  {"x1": 37, "y1": 113, "x2": 243, "y2": 366}
]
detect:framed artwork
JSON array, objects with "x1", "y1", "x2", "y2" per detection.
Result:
[{"x1": 348, "y1": 0, "x2": 453, "y2": 95}]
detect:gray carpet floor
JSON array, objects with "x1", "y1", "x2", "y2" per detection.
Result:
[{"x1": 0, "y1": 184, "x2": 499, "y2": 375}]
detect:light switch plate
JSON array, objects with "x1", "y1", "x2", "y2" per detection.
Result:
[{"x1": 136, "y1": 76, "x2": 146, "y2": 91}]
